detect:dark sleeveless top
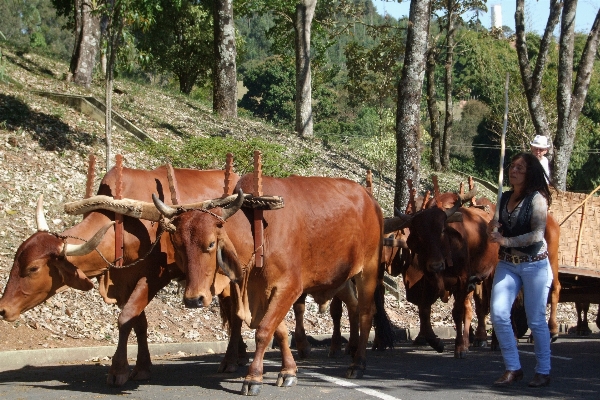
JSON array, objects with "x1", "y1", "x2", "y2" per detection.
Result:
[{"x1": 499, "y1": 190, "x2": 544, "y2": 256}]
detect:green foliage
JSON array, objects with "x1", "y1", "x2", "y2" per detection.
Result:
[
  {"x1": 142, "y1": 135, "x2": 316, "y2": 177},
  {"x1": 239, "y1": 57, "x2": 296, "y2": 125},
  {"x1": 566, "y1": 115, "x2": 600, "y2": 191},
  {"x1": 136, "y1": 0, "x2": 212, "y2": 94},
  {"x1": 0, "y1": 0, "x2": 73, "y2": 60}
]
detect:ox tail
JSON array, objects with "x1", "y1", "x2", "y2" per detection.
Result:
[{"x1": 372, "y1": 281, "x2": 395, "y2": 351}]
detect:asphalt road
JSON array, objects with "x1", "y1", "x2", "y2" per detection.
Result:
[{"x1": 0, "y1": 334, "x2": 598, "y2": 399}]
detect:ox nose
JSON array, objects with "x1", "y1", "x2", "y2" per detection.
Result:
[{"x1": 183, "y1": 296, "x2": 205, "y2": 309}]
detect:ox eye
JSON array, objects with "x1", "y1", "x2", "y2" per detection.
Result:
[
  {"x1": 27, "y1": 266, "x2": 40, "y2": 275},
  {"x1": 207, "y1": 241, "x2": 216, "y2": 251}
]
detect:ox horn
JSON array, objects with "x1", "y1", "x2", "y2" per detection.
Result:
[
  {"x1": 64, "y1": 196, "x2": 162, "y2": 221},
  {"x1": 152, "y1": 194, "x2": 178, "y2": 218},
  {"x1": 62, "y1": 221, "x2": 115, "y2": 257},
  {"x1": 220, "y1": 188, "x2": 245, "y2": 221},
  {"x1": 36, "y1": 194, "x2": 50, "y2": 232},
  {"x1": 384, "y1": 214, "x2": 413, "y2": 234},
  {"x1": 444, "y1": 185, "x2": 478, "y2": 218}
]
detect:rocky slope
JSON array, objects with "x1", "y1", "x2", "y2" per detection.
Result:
[{"x1": 0, "y1": 47, "x2": 588, "y2": 353}]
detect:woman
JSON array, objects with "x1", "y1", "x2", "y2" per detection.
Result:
[{"x1": 488, "y1": 152, "x2": 553, "y2": 388}]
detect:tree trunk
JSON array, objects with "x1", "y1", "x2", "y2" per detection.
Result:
[
  {"x1": 553, "y1": 2, "x2": 600, "y2": 189},
  {"x1": 426, "y1": 45, "x2": 442, "y2": 171},
  {"x1": 441, "y1": 4, "x2": 455, "y2": 170},
  {"x1": 294, "y1": 0, "x2": 316, "y2": 138},
  {"x1": 213, "y1": 0, "x2": 237, "y2": 118},
  {"x1": 71, "y1": 0, "x2": 101, "y2": 88},
  {"x1": 394, "y1": 0, "x2": 431, "y2": 211},
  {"x1": 514, "y1": 0, "x2": 561, "y2": 139}
]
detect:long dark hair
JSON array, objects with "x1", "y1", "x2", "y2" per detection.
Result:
[{"x1": 510, "y1": 152, "x2": 552, "y2": 206}]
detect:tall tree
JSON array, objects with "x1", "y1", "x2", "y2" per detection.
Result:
[
  {"x1": 213, "y1": 0, "x2": 238, "y2": 117},
  {"x1": 70, "y1": 0, "x2": 101, "y2": 87},
  {"x1": 515, "y1": 0, "x2": 600, "y2": 190},
  {"x1": 294, "y1": 0, "x2": 316, "y2": 137},
  {"x1": 553, "y1": 2, "x2": 600, "y2": 189},
  {"x1": 394, "y1": 0, "x2": 431, "y2": 210}
]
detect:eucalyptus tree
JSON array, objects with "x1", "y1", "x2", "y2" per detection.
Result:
[
  {"x1": 515, "y1": 0, "x2": 600, "y2": 190},
  {"x1": 239, "y1": 0, "x2": 362, "y2": 137},
  {"x1": 52, "y1": 0, "x2": 101, "y2": 87},
  {"x1": 432, "y1": 0, "x2": 486, "y2": 170},
  {"x1": 394, "y1": 0, "x2": 431, "y2": 210},
  {"x1": 213, "y1": 0, "x2": 237, "y2": 117}
]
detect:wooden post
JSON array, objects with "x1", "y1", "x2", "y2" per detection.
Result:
[
  {"x1": 421, "y1": 190, "x2": 430, "y2": 211},
  {"x1": 432, "y1": 175, "x2": 441, "y2": 207},
  {"x1": 85, "y1": 154, "x2": 96, "y2": 199},
  {"x1": 468, "y1": 176, "x2": 477, "y2": 206},
  {"x1": 83, "y1": 154, "x2": 96, "y2": 219},
  {"x1": 253, "y1": 151, "x2": 264, "y2": 268},
  {"x1": 114, "y1": 154, "x2": 124, "y2": 267},
  {"x1": 166, "y1": 163, "x2": 180, "y2": 205},
  {"x1": 575, "y1": 201, "x2": 587, "y2": 267},
  {"x1": 223, "y1": 153, "x2": 234, "y2": 196},
  {"x1": 366, "y1": 170, "x2": 373, "y2": 196}
]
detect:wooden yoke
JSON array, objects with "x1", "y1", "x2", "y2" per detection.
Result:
[
  {"x1": 83, "y1": 154, "x2": 96, "y2": 219},
  {"x1": 366, "y1": 170, "x2": 373, "y2": 196},
  {"x1": 114, "y1": 154, "x2": 124, "y2": 267},
  {"x1": 166, "y1": 163, "x2": 180, "y2": 205},
  {"x1": 223, "y1": 153, "x2": 234, "y2": 196},
  {"x1": 253, "y1": 151, "x2": 264, "y2": 268}
]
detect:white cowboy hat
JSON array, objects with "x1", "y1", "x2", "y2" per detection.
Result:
[{"x1": 530, "y1": 135, "x2": 551, "y2": 149}]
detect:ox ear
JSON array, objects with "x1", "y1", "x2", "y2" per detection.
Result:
[
  {"x1": 216, "y1": 235, "x2": 244, "y2": 283},
  {"x1": 55, "y1": 263, "x2": 94, "y2": 291}
]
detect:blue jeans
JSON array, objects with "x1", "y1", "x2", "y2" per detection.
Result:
[{"x1": 490, "y1": 259, "x2": 553, "y2": 374}]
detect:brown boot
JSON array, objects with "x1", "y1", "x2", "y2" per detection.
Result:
[
  {"x1": 528, "y1": 373, "x2": 550, "y2": 387},
  {"x1": 493, "y1": 369, "x2": 524, "y2": 385}
]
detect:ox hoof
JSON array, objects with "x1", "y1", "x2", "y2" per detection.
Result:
[
  {"x1": 412, "y1": 336, "x2": 428, "y2": 346},
  {"x1": 472, "y1": 339, "x2": 488, "y2": 348},
  {"x1": 454, "y1": 350, "x2": 468, "y2": 359},
  {"x1": 106, "y1": 372, "x2": 129, "y2": 387},
  {"x1": 276, "y1": 373, "x2": 298, "y2": 387},
  {"x1": 217, "y1": 359, "x2": 239, "y2": 373},
  {"x1": 345, "y1": 365, "x2": 365, "y2": 379},
  {"x1": 427, "y1": 338, "x2": 445, "y2": 353},
  {"x1": 241, "y1": 380, "x2": 263, "y2": 396},
  {"x1": 328, "y1": 348, "x2": 344, "y2": 358},
  {"x1": 297, "y1": 346, "x2": 312, "y2": 359},
  {"x1": 129, "y1": 367, "x2": 151, "y2": 381},
  {"x1": 550, "y1": 333, "x2": 559, "y2": 343}
]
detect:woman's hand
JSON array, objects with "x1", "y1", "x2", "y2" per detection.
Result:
[{"x1": 487, "y1": 220, "x2": 506, "y2": 245}]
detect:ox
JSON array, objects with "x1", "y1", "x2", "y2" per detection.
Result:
[
  {"x1": 153, "y1": 174, "x2": 388, "y2": 395},
  {"x1": 0, "y1": 165, "x2": 245, "y2": 386},
  {"x1": 384, "y1": 189, "x2": 499, "y2": 358}
]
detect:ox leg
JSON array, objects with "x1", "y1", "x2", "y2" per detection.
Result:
[
  {"x1": 346, "y1": 270, "x2": 379, "y2": 379},
  {"x1": 472, "y1": 280, "x2": 491, "y2": 348},
  {"x1": 576, "y1": 302, "x2": 592, "y2": 336},
  {"x1": 275, "y1": 321, "x2": 298, "y2": 388},
  {"x1": 329, "y1": 296, "x2": 345, "y2": 357},
  {"x1": 416, "y1": 304, "x2": 444, "y2": 353},
  {"x1": 332, "y1": 281, "x2": 358, "y2": 357},
  {"x1": 242, "y1": 297, "x2": 299, "y2": 396},
  {"x1": 108, "y1": 277, "x2": 157, "y2": 386},
  {"x1": 546, "y1": 217, "x2": 560, "y2": 342},
  {"x1": 293, "y1": 294, "x2": 311, "y2": 359},
  {"x1": 218, "y1": 290, "x2": 248, "y2": 373},
  {"x1": 452, "y1": 293, "x2": 470, "y2": 359}
]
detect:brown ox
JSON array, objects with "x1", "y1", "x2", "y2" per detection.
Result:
[
  {"x1": 0, "y1": 166, "x2": 244, "y2": 386},
  {"x1": 385, "y1": 191, "x2": 499, "y2": 358},
  {"x1": 153, "y1": 174, "x2": 387, "y2": 396}
]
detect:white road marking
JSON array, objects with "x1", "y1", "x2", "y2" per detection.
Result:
[
  {"x1": 301, "y1": 371, "x2": 402, "y2": 400},
  {"x1": 518, "y1": 350, "x2": 572, "y2": 360},
  {"x1": 263, "y1": 360, "x2": 401, "y2": 400}
]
